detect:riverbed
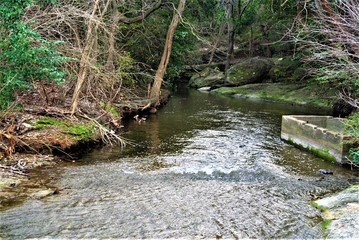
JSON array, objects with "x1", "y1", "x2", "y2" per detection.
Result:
[{"x1": 0, "y1": 88, "x2": 357, "y2": 239}]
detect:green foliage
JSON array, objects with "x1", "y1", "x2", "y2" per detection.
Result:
[
  {"x1": 0, "y1": 0, "x2": 67, "y2": 109},
  {"x1": 345, "y1": 113, "x2": 359, "y2": 138},
  {"x1": 167, "y1": 27, "x2": 197, "y2": 82},
  {"x1": 122, "y1": 5, "x2": 198, "y2": 84},
  {"x1": 36, "y1": 0, "x2": 58, "y2": 5},
  {"x1": 115, "y1": 52, "x2": 139, "y2": 87},
  {"x1": 293, "y1": 1, "x2": 359, "y2": 96},
  {"x1": 345, "y1": 113, "x2": 359, "y2": 164}
]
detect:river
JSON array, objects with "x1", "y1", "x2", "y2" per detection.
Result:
[{"x1": 0, "y1": 88, "x2": 357, "y2": 239}]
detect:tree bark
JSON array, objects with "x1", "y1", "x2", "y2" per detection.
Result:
[
  {"x1": 70, "y1": 0, "x2": 100, "y2": 114},
  {"x1": 149, "y1": 0, "x2": 186, "y2": 102},
  {"x1": 104, "y1": 0, "x2": 120, "y2": 71},
  {"x1": 224, "y1": 0, "x2": 252, "y2": 82},
  {"x1": 224, "y1": 0, "x2": 235, "y2": 83}
]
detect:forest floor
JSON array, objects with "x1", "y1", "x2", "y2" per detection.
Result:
[{"x1": 0, "y1": 84, "x2": 170, "y2": 207}]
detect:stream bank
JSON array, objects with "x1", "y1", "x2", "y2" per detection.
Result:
[
  {"x1": 187, "y1": 56, "x2": 353, "y2": 115},
  {"x1": 0, "y1": 90, "x2": 170, "y2": 208}
]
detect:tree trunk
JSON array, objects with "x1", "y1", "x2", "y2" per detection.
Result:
[
  {"x1": 105, "y1": 0, "x2": 120, "y2": 72},
  {"x1": 149, "y1": 0, "x2": 186, "y2": 102},
  {"x1": 70, "y1": 0, "x2": 100, "y2": 114},
  {"x1": 224, "y1": 0, "x2": 235, "y2": 83},
  {"x1": 223, "y1": 0, "x2": 252, "y2": 82}
]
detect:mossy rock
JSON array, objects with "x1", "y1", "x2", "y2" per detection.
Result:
[
  {"x1": 188, "y1": 67, "x2": 224, "y2": 88},
  {"x1": 212, "y1": 83, "x2": 335, "y2": 108},
  {"x1": 227, "y1": 57, "x2": 273, "y2": 86}
]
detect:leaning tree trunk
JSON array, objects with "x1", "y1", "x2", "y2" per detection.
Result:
[
  {"x1": 149, "y1": 0, "x2": 186, "y2": 103},
  {"x1": 70, "y1": 0, "x2": 100, "y2": 114},
  {"x1": 104, "y1": 0, "x2": 120, "y2": 72}
]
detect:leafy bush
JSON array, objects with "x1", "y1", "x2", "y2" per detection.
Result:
[
  {"x1": 0, "y1": 0, "x2": 67, "y2": 109},
  {"x1": 345, "y1": 113, "x2": 359, "y2": 165}
]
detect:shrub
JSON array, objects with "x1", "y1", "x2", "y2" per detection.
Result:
[
  {"x1": 345, "y1": 113, "x2": 359, "y2": 165},
  {"x1": 0, "y1": 0, "x2": 67, "y2": 109}
]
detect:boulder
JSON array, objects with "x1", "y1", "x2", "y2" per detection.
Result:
[
  {"x1": 188, "y1": 67, "x2": 224, "y2": 88},
  {"x1": 227, "y1": 57, "x2": 273, "y2": 86}
]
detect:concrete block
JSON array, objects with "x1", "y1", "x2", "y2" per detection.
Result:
[{"x1": 281, "y1": 115, "x2": 349, "y2": 164}]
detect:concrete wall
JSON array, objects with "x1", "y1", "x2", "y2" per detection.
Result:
[{"x1": 281, "y1": 115, "x2": 348, "y2": 164}]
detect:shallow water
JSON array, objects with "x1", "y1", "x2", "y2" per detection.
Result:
[{"x1": 0, "y1": 88, "x2": 357, "y2": 239}]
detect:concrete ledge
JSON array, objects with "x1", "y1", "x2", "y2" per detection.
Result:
[{"x1": 281, "y1": 115, "x2": 350, "y2": 164}]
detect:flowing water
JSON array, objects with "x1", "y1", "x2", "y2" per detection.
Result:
[{"x1": 0, "y1": 88, "x2": 358, "y2": 239}]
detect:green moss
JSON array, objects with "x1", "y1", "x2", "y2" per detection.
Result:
[
  {"x1": 308, "y1": 147, "x2": 337, "y2": 163},
  {"x1": 189, "y1": 67, "x2": 224, "y2": 88},
  {"x1": 284, "y1": 137, "x2": 337, "y2": 163},
  {"x1": 312, "y1": 201, "x2": 331, "y2": 237},
  {"x1": 212, "y1": 87, "x2": 241, "y2": 95},
  {"x1": 103, "y1": 103, "x2": 120, "y2": 118},
  {"x1": 346, "y1": 184, "x2": 359, "y2": 189},
  {"x1": 212, "y1": 83, "x2": 334, "y2": 108},
  {"x1": 34, "y1": 118, "x2": 96, "y2": 140},
  {"x1": 311, "y1": 201, "x2": 328, "y2": 213},
  {"x1": 322, "y1": 219, "x2": 332, "y2": 237},
  {"x1": 34, "y1": 118, "x2": 66, "y2": 129},
  {"x1": 65, "y1": 124, "x2": 95, "y2": 139}
]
